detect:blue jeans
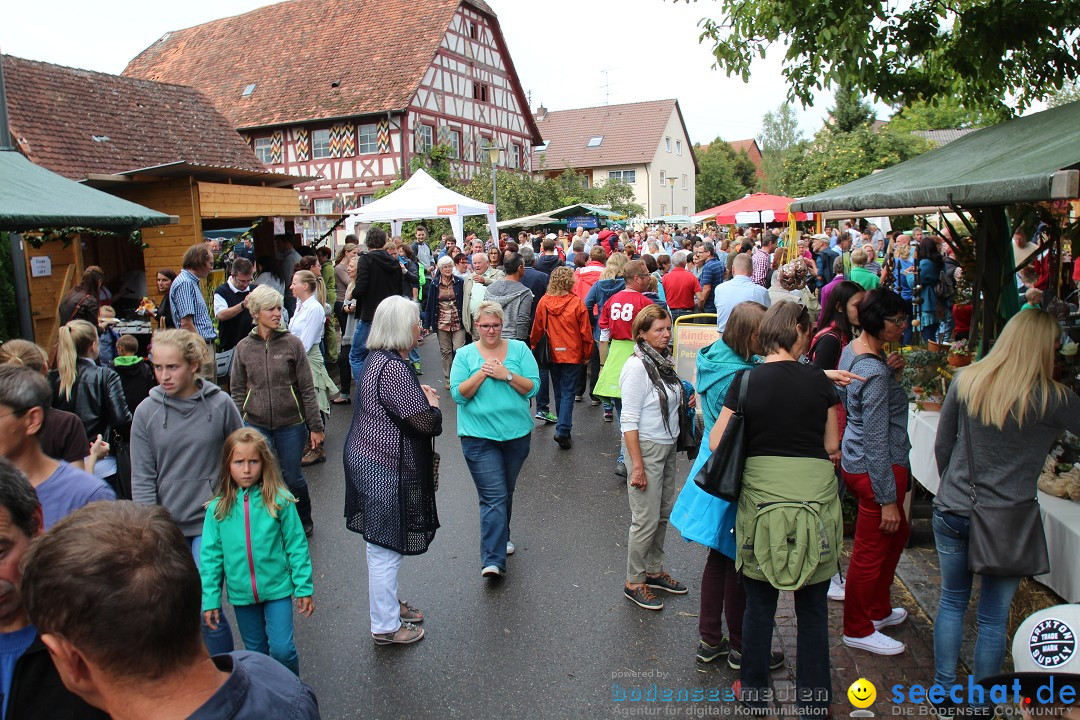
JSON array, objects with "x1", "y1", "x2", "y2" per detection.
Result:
[
  {"x1": 249, "y1": 423, "x2": 312, "y2": 527},
  {"x1": 535, "y1": 368, "x2": 551, "y2": 413},
  {"x1": 233, "y1": 597, "x2": 300, "y2": 676},
  {"x1": 189, "y1": 535, "x2": 234, "y2": 656},
  {"x1": 460, "y1": 435, "x2": 531, "y2": 571},
  {"x1": 932, "y1": 510, "x2": 1022, "y2": 696},
  {"x1": 350, "y1": 320, "x2": 372, "y2": 381},
  {"x1": 548, "y1": 363, "x2": 579, "y2": 437}
]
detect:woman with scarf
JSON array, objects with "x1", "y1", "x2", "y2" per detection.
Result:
[{"x1": 620, "y1": 304, "x2": 694, "y2": 611}]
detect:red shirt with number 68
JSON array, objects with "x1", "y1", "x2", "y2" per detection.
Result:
[{"x1": 599, "y1": 290, "x2": 654, "y2": 341}]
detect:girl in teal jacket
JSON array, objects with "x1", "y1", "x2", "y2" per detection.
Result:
[{"x1": 201, "y1": 428, "x2": 314, "y2": 676}]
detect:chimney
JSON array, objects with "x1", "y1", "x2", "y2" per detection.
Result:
[{"x1": 535, "y1": 105, "x2": 547, "y2": 122}]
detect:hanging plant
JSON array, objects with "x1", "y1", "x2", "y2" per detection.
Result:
[{"x1": 23, "y1": 227, "x2": 146, "y2": 249}]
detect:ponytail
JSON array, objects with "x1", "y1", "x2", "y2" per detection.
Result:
[
  {"x1": 315, "y1": 276, "x2": 327, "y2": 307},
  {"x1": 56, "y1": 320, "x2": 98, "y2": 400}
]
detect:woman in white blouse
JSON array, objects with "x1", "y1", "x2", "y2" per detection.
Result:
[{"x1": 290, "y1": 270, "x2": 339, "y2": 464}]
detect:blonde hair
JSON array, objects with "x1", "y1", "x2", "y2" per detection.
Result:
[
  {"x1": 894, "y1": 242, "x2": 911, "y2": 261},
  {"x1": 546, "y1": 266, "x2": 575, "y2": 295},
  {"x1": 474, "y1": 300, "x2": 505, "y2": 323},
  {"x1": 599, "y1": 252, "x2": 629, "y2": 280},
  {"x1": 56, "y1": 320, "x2": 98, "y2": 400},
  {"x1": 293, "y1": 269, "x2": 326, "y2": 306},
  {"x1": 953, "y1": 309, "x2": 1067, "y2": 430},
  {"x1": 246, "y1": 284, "x2": 284, "y2": 317},
  {"x1": 851, "y1": 248, "x2": 868, "y2": 266},
  {"x1": 211, "y1": 428, "x2": 294, "y2": 521},
  {"x1": 98, "y1": 305, "x2": 116, "y2": 319},
  {"x1": 0, "y1": 340, "x2": 47, "y2": 373},
  {"x1": 150, "y1": 329, "x2": 211, "y2": 379}
]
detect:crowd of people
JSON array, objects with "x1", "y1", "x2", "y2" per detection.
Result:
[{"x1": 1, "y1": 220, "x2": 1076, "y2": 719}]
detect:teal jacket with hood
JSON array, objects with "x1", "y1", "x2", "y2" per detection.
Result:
[
  {"x1": 201, "y1": 486, "x2": 313, "y2": 609},
  {"x1": 670, "y1": 338, "x2": 756, "y2": 557}
]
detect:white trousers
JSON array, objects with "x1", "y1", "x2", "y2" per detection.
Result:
[{"x1": 366, "y1": 542, "x2": 403, "y2": 634}]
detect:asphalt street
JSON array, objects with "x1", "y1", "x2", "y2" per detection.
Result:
[{"x1": 288, "y1": 337, "x2": 736, "y2": 719}]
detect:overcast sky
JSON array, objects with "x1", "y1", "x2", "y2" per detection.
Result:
[{"x1": 2, "y1": 0, "x2": 888, "y2": 144}]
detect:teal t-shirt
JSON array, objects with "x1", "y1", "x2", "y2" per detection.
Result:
[{"x1": 450, "y1": 340, "x2": 540, "y2": 440}]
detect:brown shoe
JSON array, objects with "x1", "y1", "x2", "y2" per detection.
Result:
[
  {"x1": 301, "y1": 446, "x2": 325, "y2": 466},
  {"x1": 399, "y1": 600, "x2": 423, "y2": 623},
  {"x1": 372, "y1": 622, "x2": 425, "y2": 645}
]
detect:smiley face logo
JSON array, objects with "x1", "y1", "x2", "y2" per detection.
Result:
[{"x1": 848, "y1": 678, "x2": 877, "y2": 708}]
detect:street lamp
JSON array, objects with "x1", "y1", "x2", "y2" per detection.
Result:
[
  {"x1": 486, "y1": 143, "x2": 502, "y2": 218},
  {"x1": 667, "y1": 176, "x2": 676, "y2": 217}
]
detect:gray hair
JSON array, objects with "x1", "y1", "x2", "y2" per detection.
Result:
[
  {"x1": 436, "y1": 255, "x2": 454, "y2": 269},
  {"x1": 519, "y1": 245, "x2": 536, "y2": 267},
  {"x1": 672, "y1": 250, "x2": 690, "y2": 267},
  {"x1": 366, "y1": 296, "x2": 420, "y2": 352},
  {"x1": 572, "y1": 239, "x2": 585, "y2": 252},
  {"x1": 246, "y1": 284, "x2": 283, "y2": 316},
  {"x1": 0, "y1": 364, "x2": 51, "y2": 414},
  {"x1": 474, "y1": 300, "x2": 505, "y2": 323},
  {"x1": 472, "y1": 252, "x2": 487, "y2": 266}
]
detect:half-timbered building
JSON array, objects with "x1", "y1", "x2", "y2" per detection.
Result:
[{"x1": 124, "y1": 0, "x2": 542, "y2": 218}]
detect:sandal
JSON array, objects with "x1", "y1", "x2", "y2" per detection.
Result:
[
  {"x1": 399, "y1": 600, "x2": 423, "y2": 623},
  {"x1": 332, "y1": 397, "x2": 351, "y2": 405},
  {"x1": 372, "y1": 622, "x2": 425, "y2": 645}
]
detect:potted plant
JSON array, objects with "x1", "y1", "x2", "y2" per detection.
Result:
[{"x1": 948, "y1": 339, "x2": 974, "y2": 368}]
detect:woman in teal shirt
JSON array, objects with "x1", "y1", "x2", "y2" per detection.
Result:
[{"x1": 450, "y1": 300, "x2": 540, "y2": 579}]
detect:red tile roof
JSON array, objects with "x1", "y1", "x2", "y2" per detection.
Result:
[
  {"x1": 534, "y1": 99, "x2": 698, "y2": 173},
  {"x1": 3, "y1": 54, "x2": 266, "y2": 180},
  {"x1": 122, "y1": 0, "x2": 505, "y2": 131}
]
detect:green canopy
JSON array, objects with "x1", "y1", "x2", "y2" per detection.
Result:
[
  {"x1": 0, "y1": 151, "x2": 174, "y2": 232},
  {"x1": 791, "y1": 101, "x2": 1080, "y2": 212}
]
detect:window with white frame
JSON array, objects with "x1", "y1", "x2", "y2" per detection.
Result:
[
  {"x1": 608, "y1": 170, "x2": 636, "y2": 184},
  {"x1": 665, "y1": 137, "x2": 671, "y2": 152},
  {"x1": 361, "y1": 194, "x2": 374, "y2": 205},
  {"x1": 587, "y1": 136, "x2": 603, "y2": 148},
  {"x1": 253, "y1": 137, "x2": 273, "y2": 164},
  {"x1": 357, "y1": 123, "x2": 378, "y2": 154},
  {"x1": 312, "y1": 129, "x2": 331, "y2": 159},
  {"x1": 417, "y1": 124, "x2": 433, "y2": 152},
  {"x1": 676, "y1": 140, "x2": 682, "y2": 155},
  {"x1": 448, "y1": 130, "x2": 461, "y2": 159},
  {"x1": 682, "y1": 174, "x2": 688, "y2": 190},
  {"x1": 659, "y1": 170, "x2": 666, "y2": 185},
  {"x1": 313, "y1": 198, "x2": 334, "y2": 215},
  {"x1": 509, "y1": 144, "x2": 521, "y2": 169}
]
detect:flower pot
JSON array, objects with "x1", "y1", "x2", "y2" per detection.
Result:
[
  {"x1": 927, "y1": 341, "x2": 943, "y2": 352},
  {"x1": 948, "y1": 354, "x2": 972, "y2": 368},
  {"x1": 920, "y1": 398, "x2": 944, "y2": 412}
]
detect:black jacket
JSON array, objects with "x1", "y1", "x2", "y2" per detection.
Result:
[
  {"x1": 6, "y1": 633, "x2": 109, "y2": 720},
  {"x1": 424, "y1": 276, "x2": 465, "y2": 332},
  {"x1": 352, "y1": 250, "x2": 405, "y2": 323},
  {"x1": 111, "y1": 358, "x2": 157, "y2": 414},
  {"x1": 49, "y1": 359, "x2": 132, "y2": 443}
]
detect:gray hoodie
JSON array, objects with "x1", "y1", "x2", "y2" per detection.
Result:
[
  {"x1": 130, "y1": 379, "x2": 243, "y2": 536},
  {"x1": 484, "y1": 279, "x2": 533, "y2": 341}
]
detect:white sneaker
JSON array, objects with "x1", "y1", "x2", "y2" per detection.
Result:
[
  {"x1": 843, "y1": 631, "x2": 906, "y2": 655},
  {"x1": 872, "y1": 607, "x2": 908, "y2": 631},
  {"x1": 828, "y1": 574, "x2": 846, "y2": 601},
  {"x1": 481, "y1": 565, "x2": 505, "y2": 578},
  {"x1": 506, "y1": 540, "x2": 516, "y2": 555}
]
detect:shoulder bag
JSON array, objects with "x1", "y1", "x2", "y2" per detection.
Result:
[
  {"x1": 694, "y1": 370, "x2": 749, "y2": 501},
  {"x1": 532, "y1": 333, "x2": 552, "y2": 369},
  {"x1": 964, "y1": 413, "x2": 1050, "y2": 576}
]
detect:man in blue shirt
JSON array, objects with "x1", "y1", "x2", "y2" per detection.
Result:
[
  {"x1": 170, "y1": 243, "x2": 217, "y2": 345},
  {"x1": 694, "y1": 240, "x2": 726, "y2": 314},
  {"x1": 714, "y1": 253, "x2": 771, "y2": 332}
]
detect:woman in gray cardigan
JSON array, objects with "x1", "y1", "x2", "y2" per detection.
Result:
[{"x1": 932, "y1": 308, "x2": 1080, "y2": 706}]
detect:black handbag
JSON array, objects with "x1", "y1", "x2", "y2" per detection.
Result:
[
  {"x1": 962, "y1": 414, "x2": 1050, "y2": 577},
  {"x1": 532, "y1": 333, "x2": 552, "y2": 369},
  {"x1": 694, "y1": 370, "x2": 750, "y2": 501}
]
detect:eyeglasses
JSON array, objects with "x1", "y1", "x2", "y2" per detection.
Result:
[
  {"x1": 476, "y1": 323, "x2": 502, "y2": 331},
  {"x1": 885, "y1": 315, "x2": 908, "y2": 326}
]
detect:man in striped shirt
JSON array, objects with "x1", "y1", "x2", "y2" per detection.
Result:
[{"x1": 751, "y1": 235, "x2": 778, "y2": 288}]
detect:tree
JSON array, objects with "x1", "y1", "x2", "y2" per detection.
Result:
[
  {"x1": 1046, "y1": 79, "x2": 1080, "y2": 108},
  {"x1": 758, "y1": 103, "x2": 803, "y2": 193},
  {"x1": 694, "y1": 140, "x2": 757, "y2": 211},
  {"x1": 886, "y1": 97, "x2": 991, "y2": 132},
  {"x1": 688, "y1": 0, "x2": 1080, "y2": 119},
  {"x1": 829, "y1": 86, "x2": 875, "y2": 133},
  {"x1": 779, "y1": 125, "x2": 932, "y2": 198}
]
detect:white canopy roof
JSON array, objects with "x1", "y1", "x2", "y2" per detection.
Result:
[{"x1": 344, "y1": 169, "x2": 497, "y2": 242}]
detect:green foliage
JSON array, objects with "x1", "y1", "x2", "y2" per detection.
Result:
[
  {"x1": 887, "y1": 97, "x2": 990, "y2": 132},
  {"x1": 0, "y1": 234, "x2": 19, "y2": 342},
  {"x1": 1046, "y1": 79, "x2": 1080, "y2": 109},
  {"x1": 829, "y1": 86, "x2": 875, "y2": 133},
  {"x1": 758, "y1": 103, "x2": 804, "y2": 193},
  {"x1": 694, "y1": 140, "x2": 757, "y2": 210},
  {"x1": 689, "y1": 0, "x2": 1080, "y2": 118},
  {"x1": 779, "y1": 124, "x2": 933, "y2": 197}
]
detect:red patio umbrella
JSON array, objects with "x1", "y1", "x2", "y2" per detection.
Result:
[{"x1": 692, "y1": 193, "x2": 809, "y2": 225}]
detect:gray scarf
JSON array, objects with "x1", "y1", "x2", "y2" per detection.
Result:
[{"x1": 634, "y1": 340, "x2": 682, "y2": 435}]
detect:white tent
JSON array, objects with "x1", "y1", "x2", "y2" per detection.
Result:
[{"x1": 344, "y1": 169, "x2": 498, "y2": 242}]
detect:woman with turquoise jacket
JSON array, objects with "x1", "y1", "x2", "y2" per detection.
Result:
[
  {"x1": 450, "y1": 300, "x2": 540, "y2": 580},
  {"x1": 670, "y1": 301, "x2": 772, "y2": 670}
]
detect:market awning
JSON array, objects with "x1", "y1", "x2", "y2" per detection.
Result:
[
  {"x1": 0, "y1": 151, "x2": 176, "y2": 231},
  {"x1": 693, "y1": 193, "x2": 809, "y2": 224},
  {"x1": 791, "y1": 100, "x2": 1080, "y2": 212},
  {"x1": 496, "y1": 203, "x2": 619, "y2": 230}
]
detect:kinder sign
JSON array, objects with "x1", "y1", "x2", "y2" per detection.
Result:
[
  {"x1": 674, "y1": 321, "x2": 720, "y2": 385},
  {"x1": 436, "y1": 204, "x2": 458, "y2": 216}
]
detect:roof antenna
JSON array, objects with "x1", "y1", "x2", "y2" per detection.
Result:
[{"x1": 600, "y1": 69, "x2": 610, "y2": 106}]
